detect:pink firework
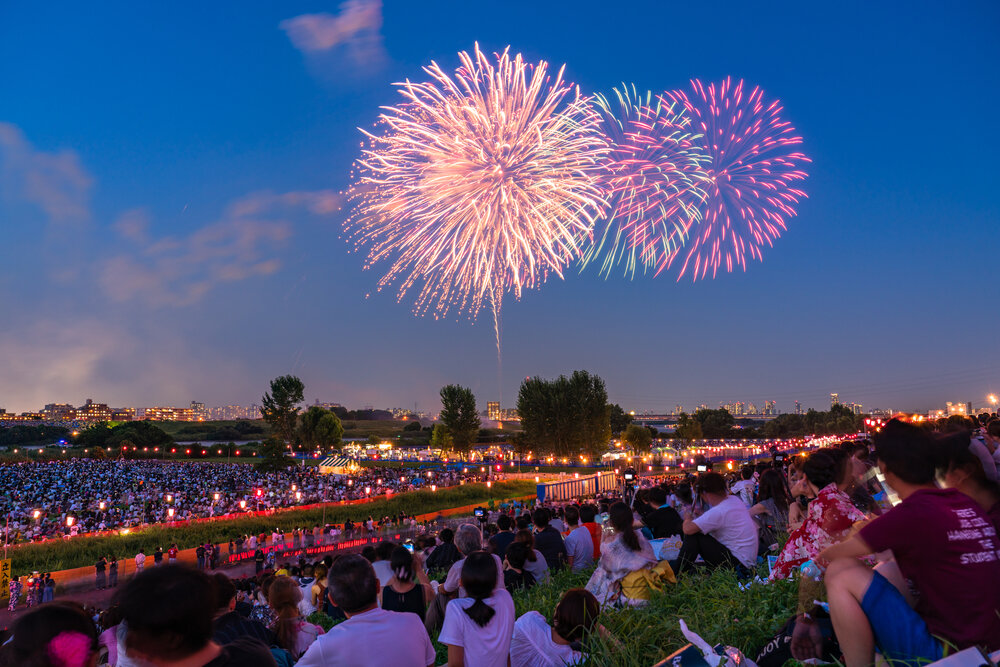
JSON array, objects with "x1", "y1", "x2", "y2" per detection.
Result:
[{"x1": 662, "y1": 77, "x2": 810, "y2": 280}]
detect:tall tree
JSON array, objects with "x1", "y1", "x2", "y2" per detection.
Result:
[
  {"x1": 694, "y1": 408, "x2": 735, "y2": 438},
  {"x1": 608, "y1": 403, "x2": 633, "y2": 436},
  {"x1": 260, "y1": 375, "x2": 304, "y2": 444},
  {"x1": 622, "y1": 423, "x2": 653, "y2": 454},
  {"x1": 517, "y1": 370, "x2": 611, "y2": 458},
  {"x1": 297, "y1": 406, "x2": 344, "y2": 451},
  {"x1": 439, "y1": 385, "x2": 480, "y2": 459},
  {"x1": 675, "y1": 412, "x2": 703, "y2": 443},
  {"x1": 430, "y1": 424, "x2": 453, "y2": 451},
  {"x1": 257, "y1": 437, "x2": 290, "y2": 472}
]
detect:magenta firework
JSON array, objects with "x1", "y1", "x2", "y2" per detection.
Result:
[
  {"x1": 661, "y1": 78, "x2": 810, "y2": 281},
  {"x1": 581, "y1": 85, "x2": 710, "y2": 278}
]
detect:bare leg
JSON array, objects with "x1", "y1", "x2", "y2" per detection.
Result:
[
  {"x1": 872, "y1": 558, "x2": 914, "y2": 608},
  {"x1": 825, "y1": 558, "x2": 876, "y2": 667}
]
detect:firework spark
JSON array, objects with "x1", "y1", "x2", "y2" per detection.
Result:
[
  {"x1": 662, "y1": 77, "x2": 810, "y2": 280},
  {"x1": 346, "y1": 43, "x2": 607, "y2": 326},
  {"x1": 581, "y1": 84, "x2": 709, "y2": 278}
]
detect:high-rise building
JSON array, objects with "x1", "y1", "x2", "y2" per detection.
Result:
[
  {"x1": 830, "y1": 393, "x2": 840, "y2": 408},
  {"x1": 747, "y1": 402, "x2": 759, "y2": 415},
  {"x1": 674, "y1": 404, "x2": 684, "y2": 415},
  {"x1": 487, "y1": 401, "x2": 501, "y2": 421},
  {"x1": 847, "y1": 403, "x2": 863, "y2": 415},
  {"x1": 43, "y1": 403, "x2": 77, "y2": 421},
  {"x1": 763, "y1": 400, "x2": 777, "y2": 416},
  {"x1": 794, "y1": 401, "x2": 801, "y2": 415},
  {"x1": 77, "y1": 399, "x2": 113, "y2": 422}
]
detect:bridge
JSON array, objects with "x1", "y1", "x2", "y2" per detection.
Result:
[{"x1": 632, "y1": 413, "x2": 783, "y2": 424}]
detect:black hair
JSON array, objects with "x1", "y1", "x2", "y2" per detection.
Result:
[
  {"x1": 212, "y1": 572, "x2": 237, "y2": 609},
  {"x1": 740, "y1": 464, "x2": 754, "y2": 481},
  {"x1": 0, "y1": 602, "x2": 97, "y2": 667},
  {"x1": 647, "y1": 486, "x2": 667, "y2": 506},
  {"x1": 532, "y1": 507, "x2": 550, "y2": 528},
  {"x1": 552, "y1": 588, "x2": 600, "y2": 645},
  {"x1": 119, "y1": 566, "x2": 216, "y2": 661},
  {"x1": 497, "y1": 514, "x2": 512, "y2": 531},
  {"x1": 513, "y1": 529, "x2": 538, "y2": 561},
  {"x1": 756, "y1": 469, "x2": 789, "y2": 511},
  {"x1": 579, "y1": 504, "x2": 596, "y2": 523},
  {"x1": 389, "y1": 546, "x2": 414, "y2": 582},
  {"x1": 360, "y1": 545, "x2": 377, "y2": 563},
  {"x1": 802, "y1": 451, "x2": 838, "y2": 489},
  {"x1": 936, "y1": 431, "x2": 1000, "y2": 496},
  {"x1": 674, "y1": 483, "x2": 693, "y2": 505},
  {"x1": 327, "y1": 554, "x2": 378, "y2": 614},
  {"x1": 439, "y1": 528, "x2": 455, "y2": 543},
  {"x1": 875, "y1": 419, "x2": 937, "y2": 485},
  {"x1": 505, "y1": 541, "x2": 530, "y2": 570},
  {"x1": 460, "y1": 552, "x2": 497, "y2": 628},
  {"x1": 375, "y1": 541, "x2": 397, "y2": 561},
  {"x1": 608, "y1": 502, "x2": 640, "y2": 551},
  {"x1": 696, "y1": 472, "x2": 726, "y2": 496},
  {"x1": 564, "y1": 505, "x2": 581, "y2": 526}
]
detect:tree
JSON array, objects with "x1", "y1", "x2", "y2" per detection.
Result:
[
  {"x1": 608, "y1": 404, "x2": 632, "y2": 436},
  {"x1": 261, "y1": 375, "x2": 304, "y2": 444},
  {"x1": 297, "y1": 406, "x2": 344, "y2": 451},
  {"x1": 439, "y1": 385, "x2": 480, "y2": 459},
  {"x1": 517, "y1": 370, "x2": 611, "y2": 458},
  {"x1": 430, "y1": 424, "x2": 453, "y2": 451},
  {"x1": 403, "y1": 421, "x2": 422, "y2": 432},
  {"x1": 675, "y1": 412, "x2": 703, "y2": 443},
  {"x1": 257, "y1": 437, "x2": 290, "y2": 472},
  {"x1": 694, "y1": 408, "x2": 735, "y2": 438},
  {"x1": 622, "y1": 423, "x2": 653, "y2": 454}
]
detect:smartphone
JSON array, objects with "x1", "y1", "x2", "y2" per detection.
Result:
[
  {"x1": 696, "y1": 464, "x2": 707, "y2": 472},
  {"x1": 404, "y1": 542, "x2": 414, "y2": 553}
]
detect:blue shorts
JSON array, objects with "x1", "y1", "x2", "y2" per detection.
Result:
[{"x1": 861, "y1": 571, "x2": 944, "y2": 665}]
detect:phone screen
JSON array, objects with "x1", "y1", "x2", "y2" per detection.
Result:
[{"x1": 404, "y1": 543, "x2": 414, "y2": 553}]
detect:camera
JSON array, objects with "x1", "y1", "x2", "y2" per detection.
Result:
[
  {"x1": 773, "y1": 453, "x2": 785, "y2": 464},
  {"x1": 473, "y1": 507, "x2": 486, "y2": 521},
  {"x1": 696, "y1": 464, "x2": 708, "y2": 473},
  {"x1": 623, "y1": 468, "x2": 636, "y2": 482}
]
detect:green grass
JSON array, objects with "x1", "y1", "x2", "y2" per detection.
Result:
[
  {"x1": 309, "y1": 564, "x2": 796, "y2": 666},
  {"x1": 7, "y1": 481, "x2": 536, "y2": 576}
]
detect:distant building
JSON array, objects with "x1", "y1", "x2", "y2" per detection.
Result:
[
  {"x1": 145, "y1": 406, "x2": 200, "y2": 421},
  {"x1": 674, "y1": 404, "x2": 684, "y2": 415},
  {"x1": 946, "y1": 402, "x2": 968, "y2": 417},
  {"x1": 830, "y1": 393, "x2": 840, "y2": 408},
  {"x1": 794, "y1": 401, "x2": 801, "y2": 415},
  {"x1": 77, "y1": 399, "x2": 113, "y2": 422},
  {"x1": 487, "y1": 401, "x2": 501, "y2": 421},
  {"x1": 190, "y1": 401, "x2": 207, "y2": 420},
  {"x1": 847, "y1": 402, "x2": 863, "y2": 415},
  {"x1": 763, "y1": 400, "x2": 777, "y2": 416},
  {"x1": 43, "y1": 403, "x2": 77, "y2": 421}
]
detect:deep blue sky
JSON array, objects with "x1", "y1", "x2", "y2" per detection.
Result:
[{"x1": 1, "y1": 1, "x2": 998, "y2": 415}]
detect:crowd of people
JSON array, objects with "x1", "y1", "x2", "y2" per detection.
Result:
[
  {"x1": 0, "y1": 459, "x2": 490, "y2": 544},
  {"x1": 3, "y1": 415, "x2": 1000, "y2": 666}
]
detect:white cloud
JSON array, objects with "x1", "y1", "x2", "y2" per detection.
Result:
[
  {"x1": 0, "y1": 122, "x2": 93, "y2": 223},
  {"x1": 280, "y1": 0, "x2": 385, "y2": 66},
  {"x1": 99, "y1": 190, "x2": 340, "y2": 306}
]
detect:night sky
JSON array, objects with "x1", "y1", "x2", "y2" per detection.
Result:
[{"x1": 1, "y1": 1, "x2": 998, "y2": 415}]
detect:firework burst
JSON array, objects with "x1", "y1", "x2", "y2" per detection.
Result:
[
  {"x1": 581, "y1": 84, "x2": 710, "y2": 278},
  {"x1": 662, "y1": 77, "x2": 810, "y2": 280},
  {"x1": 346, "y1": 43, "x2": 607, "y2": 327}
]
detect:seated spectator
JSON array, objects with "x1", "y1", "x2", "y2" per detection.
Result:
[
  {"x1": 821, "y1": 420, "x2": 1000, "y2": 665},
  {"x1": 0, "y1": 601, "x2": 99, "y2": 667},
  {"x1": 676, "y1": 472, "x2": 758, "y2": 575},
  {"x1": 514, "y1": 529, "x2": 550, "y2": 585},
  {"x1": 310, "y1": 564, "x2": 328, "y2": 611},
  {"x1": 296, "y1": 554, "x2": 435, "y2": 667},
  {"x1": 440, "y1": 552, "x2": 516, "y2": 667},
  {"x1": 937, "y1": 430, "x2": 1000, "y2": 530},
  {"x1": 503, "y1": 542, "x2": 537, "y2": 593},
  {"x1": 769, "y1": 449, "x2": 866, "y2": 581},
  {"x1": 249, "y1": 575, "x2": 278, "y2": 627},
  {"x1": 426, "y1": 528, "x2": 461, "y2": 572},
  {"x1": 641, "y1": 487, "x2": 683, "y2": 539},
  {"x1": 296, "y1": 565, "x2": 317, "y2": 616},
  {"x1": 372, "y1": 541, "x2": 398, "y2": 588},
  {"x1": 579, "y1": 504, "x2": 602, "y2": 559},
  {"x1": 731, "y1": 465, "x2": 757, "y2": 507},
  {"x1": 562, "y1": 505, "x2": 594, "y2": 572},
  {"x1": 510, "y1": 588, "x2": 607, "y2": 667},
  {"x1": 488, "y1": 514, "x2": 516, "y2": 559},
  {"x1": 212, "y1": 573, "x2": 276, "y2": 647},
  {"x1": 268, "y1": 575, "x2": 323, "y2": 660},
  {"x1": 749, "y1": 468, "x2": 791, "y2": 552},
  {"x1": 585, "y1": 502, "x2": 657, "y2": 606},
  {"x1": 532, "y1": 508, "x2": 567, "y2": 572},
  {"x1": 118, "y1": 565, "x2": 276, "y2": 666},
  {"x1": 381, "y1": 546, "x2": 435, "y2": 621},
  {"x1": 441, "y1": 525, "x2": 505, "y2": 597}
]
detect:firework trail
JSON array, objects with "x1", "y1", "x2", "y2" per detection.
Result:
[
  {"x1": 581, "y1": 84, "x2": 709, "y2": 278},
  {"x1": 346, "y1": 43, "x2": 608, "y2": 363},
  {"x1": 662, "y1": 77, "x2": 810, "y2": 280}
]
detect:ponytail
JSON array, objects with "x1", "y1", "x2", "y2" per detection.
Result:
[
  {"x1": 463, "y1": 597, "x2": 497, "y2": 628},
  {"x1": 459, "y1": 551, "x2": 498, "y2": 628}
]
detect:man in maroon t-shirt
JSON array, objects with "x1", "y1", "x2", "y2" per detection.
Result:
[{"x1": 820, "y1": 421, "x2": 1000, "y2": 666}]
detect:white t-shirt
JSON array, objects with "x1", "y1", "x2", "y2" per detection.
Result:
[
  {"x1": 443, "y1": 553, "x2": 504, "y2": 597},
  {"x1": 296, "y1": 607, "x2": 435, "y2": 667},
  {"x1": 439, "y1": 589, "x2": 516, "y2": 667},
  {"x1": 693, "y1": 495, "x2": 759, "y2": 567},
  {"x1": 730, "y1": 480, "x2": 755, "y2": 507},
  {"x1": 563, "y1": 527, "x2": 594, "y2": 572},
  {"x1": 523, "y1": 550, "x2": 550, "y2": 584},
  {"x1": 372, "y1": 559, "x2": 395, "y2": 589},
  {"x1": 510, "y1": 611, "x2": 584, "y2": 667}
]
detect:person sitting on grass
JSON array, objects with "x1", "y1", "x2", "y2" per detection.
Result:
[
  {"x1": 585, "y1": 502, "x2": 656, "y2": 606},
  {"x1": 0, "y1": 601, "x2": 99, "y2": 667},
  {"x1": 212, "y1": 573, "x2": 276, "y2": 648},
  {"x1": 641, "y1": 486, "x2": 683, "y2": 540},
  {"x1": 510, "y1": 588, "x2": 613, "y2": 667},
  {"x1": 426, "y1": 527, "x2": 461, "y2": 571},
  {"x1": 532, "y1": 507, "x2": 567, "y2": 572},
  {"x1": 119, "y1": 565, "x2": 276, "y2": 667},
  {"x1": 819, "y1": 420, "x2": 1000, "y2": 666},
  {"x1": 439, "y1": 551, "x2": 516, "y2": 667},
  {"x1": 563, "y1": 505, "x2": 595, "y2": 572},
  {"x1": 441, "y1": 524, "x2": 505, "y2": 598},
  {"x1": 503, "y1": 541, "x2": 537, "y2": 593},
  {"x1": 380, "y1": 546, "x2": 435, "y2": 622},
  {"x1": 268, "y1": 575, "x2": 323, "y2": 660},
  {"x1": 296, "y1": 554, "x2": 435, "y2": 667},
  {"x1": 513, "y1": 529, "x2": 550, "y2": 585},
  {"x1": 936, "y1": 430, "x2": 1000, "y2": 530},
  {"x1": 674, "y1": 472, "x2": 758, "y2": 576}
]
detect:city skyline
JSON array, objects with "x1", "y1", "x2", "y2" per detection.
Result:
[{"x1": 1, "y1": 2, "x2": 998, "y2": 415}]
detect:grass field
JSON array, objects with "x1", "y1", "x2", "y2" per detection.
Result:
[{"x1": 6, "y1": 481, "x2": 537, "y2": 576}]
